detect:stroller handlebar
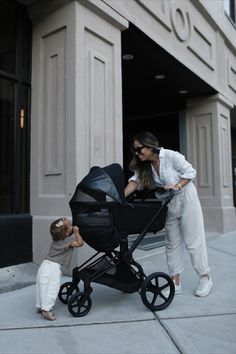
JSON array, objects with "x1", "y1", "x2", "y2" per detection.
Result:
[{"x1": 163, "y1": 188, "x2": 175, "y2": 205}]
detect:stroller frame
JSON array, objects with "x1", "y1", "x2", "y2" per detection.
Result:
[{"x1": 58, "y1": 164, "x2": 175, "y2": 317}]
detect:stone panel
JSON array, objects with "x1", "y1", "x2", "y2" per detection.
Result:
[
  {"x1": 43, "y1": 30, "x2": 65, "y2": 177},
  {"x1": 188, "y1": 24, "x2": 216, "y2": 71},
  {"x1": 76, "y1": 2, "x2": 126, "y2": 174},
  {"x1": 85, "y1": 30, "x2": 113, "y2": 167},
  {"x1": 193, "y1": 113, "x2": 214, "y2": 195},
  {"x1": 40, "y1": 28, "x2": 66, "y2": 195},
  {"x1": 227, "y1": 57, "x2": 236, "y2": 94}
]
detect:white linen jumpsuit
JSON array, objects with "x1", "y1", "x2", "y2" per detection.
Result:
[{"x1": 129, "y1": 148, "x2": 210, "y2": 277}]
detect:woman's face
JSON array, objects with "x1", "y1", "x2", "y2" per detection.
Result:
[{"x1": 133, "y1": 139, "x2": 154, "y2": 161}]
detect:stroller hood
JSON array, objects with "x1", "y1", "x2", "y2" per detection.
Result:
[{"x1": 70, "y1": 163, "x2": 127, "y2": 205}]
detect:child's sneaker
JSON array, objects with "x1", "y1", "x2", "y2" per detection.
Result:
[{"x1": 42, "y1": 310, "x2": 57, "y2": 321}]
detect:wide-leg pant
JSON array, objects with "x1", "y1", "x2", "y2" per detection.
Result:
[
  {"x1": 165, "y1": 182, "x2": 210, "y2": 277},
  {"x1": 35, "y1": 259, "x2": 62, "y2": 311}
]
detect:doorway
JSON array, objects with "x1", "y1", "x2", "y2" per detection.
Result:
[
  {"x1": 0, "y1": 0, "x2": 32, "y2": 267},
  {"x1": 121, "y1": 23, "x2": 216, "y2": 181}
]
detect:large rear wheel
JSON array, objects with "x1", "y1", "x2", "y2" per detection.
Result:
[{"x1": 140, "y1": 272, "x2": 174, "y2": 311}]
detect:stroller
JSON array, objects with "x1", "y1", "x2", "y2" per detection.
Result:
[{"x1": 58, "y1": 163, "x2": 175, "y2": 317}]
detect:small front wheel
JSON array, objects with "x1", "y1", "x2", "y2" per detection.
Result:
[
  {"x1": 58, "y1": 282, "x2": 79, "y2": 304},
  {"x1": 140, "y1": 272, "x2": 174, "y2": 311},
  {"x1": 68, "y1": 292, "x2": 92, "y2": 317}
]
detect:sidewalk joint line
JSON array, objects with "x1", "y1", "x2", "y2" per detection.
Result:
[
  {"x1": 152, "y1": 311, "x2": 182, "y2": 353},
  {"x1": 208, "y1": 245, "x2": 236, "y2": 257},
  {"x1": 0, "y1": 317, "x2": 156, "y2": 332},
  {"x1": 158, "y1": 312, "x2": 236, "y2": 321}
]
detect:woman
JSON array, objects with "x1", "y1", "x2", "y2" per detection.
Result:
[{"x1": 124, "y1": 131, "x2": 213, "y2": 297}]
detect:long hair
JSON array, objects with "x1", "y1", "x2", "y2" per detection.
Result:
[{"x1": 129, "y1": 131, "x2": 160, "y2": 189}]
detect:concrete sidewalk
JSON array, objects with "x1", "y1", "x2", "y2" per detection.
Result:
[{"x1": 0, "y1": 230, "x2": 236, "y2": 354}]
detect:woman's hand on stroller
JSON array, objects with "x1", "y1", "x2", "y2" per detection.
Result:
[{"x1": 163, "y1": 184, "x2": 181, "y2": 191}]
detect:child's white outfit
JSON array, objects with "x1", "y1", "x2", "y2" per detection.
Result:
[{"x1": 36, "y1": 234, "x2": 75, "y2": 312}]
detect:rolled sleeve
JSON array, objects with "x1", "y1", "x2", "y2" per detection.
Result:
[{"x1": 173, "y1": 152, "x2": 196, "y2": 180}]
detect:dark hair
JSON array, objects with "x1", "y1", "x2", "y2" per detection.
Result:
[
  {"x1": 50, "y1": 218, "x2": 67, "y2": 241},
  {"x1": 129, "y1": 131, "x2": 160, "y2": 189}
]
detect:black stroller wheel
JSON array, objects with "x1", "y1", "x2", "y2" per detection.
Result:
[
  {"x1": 58, "y1": 282, "x2": 79, "y2": 304},
  {"x1": 68, "y1": 292, "x2": 92, "y2": 317},
  {"x1": 140, "y1": 272, "x2": 175, "y2": 311}
]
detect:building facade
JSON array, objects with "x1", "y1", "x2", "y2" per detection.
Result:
[{"x1": 0, "y1": 0, "x2": 236, "y2": 268}]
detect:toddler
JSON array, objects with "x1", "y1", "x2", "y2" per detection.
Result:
[{"x1": 35, "y1": 218, "x2": 84, "y2": 320}]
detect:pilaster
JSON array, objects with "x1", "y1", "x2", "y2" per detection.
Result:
[{"x1": 187, "y1": 94, "x2": 236, "y2": 233}]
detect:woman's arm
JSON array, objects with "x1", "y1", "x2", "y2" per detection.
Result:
[{"x1": 124, "y1": 180, "x2": 139, "y2": 197}]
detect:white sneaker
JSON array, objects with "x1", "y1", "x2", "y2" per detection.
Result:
[
  {"x1": 162, "y1": 281, "x2": 182, "y2": 297},
  {"x1": 195, "y1": 276, "x2": 213, "y2": 297}
]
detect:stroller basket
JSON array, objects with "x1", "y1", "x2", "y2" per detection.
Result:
[{"x1": 78, "y1": 254, "x2": 142, "y2": 293}]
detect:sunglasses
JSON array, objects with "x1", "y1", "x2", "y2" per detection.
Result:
[{"x1": 133, "y1": 145, "x2": 146, "y2": 154}]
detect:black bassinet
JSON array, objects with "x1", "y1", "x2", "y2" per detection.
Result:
[{"x1": 70, "y1": 163, "x2": 168, "y2": 253}]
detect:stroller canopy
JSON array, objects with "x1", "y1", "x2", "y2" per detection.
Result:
[{"x1": 70, "y1": 163, "x2": 127, "y2": 205}]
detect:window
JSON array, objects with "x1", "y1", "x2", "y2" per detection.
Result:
[{"x1": 224, "y1": 0, "x2": 236, "y2": 22}]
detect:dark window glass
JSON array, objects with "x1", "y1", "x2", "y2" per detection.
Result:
[
  {"x1": 0, "y1": 0, "x2": 16, "y2": 74},
  {"x1": 224, "y1": 0, "x2": 235, "y2": 22},
  {"x1": 0, "y1": 0, "x2": 31, "y2": 214},
  {"x1": 0, "y1": 78, "x2": 15, "y2": 213}
]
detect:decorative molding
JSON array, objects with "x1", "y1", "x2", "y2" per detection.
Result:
[
  {"x1": 220, "y1": 115, "x2": 230, "y2": 188},
  {"x1": 188, "y1": 25, "x2": 215, "y2": 71},
  {"x1": 89, "y1": 49, "x2": 108, "y2": 166},
  {"x1": 135, "y1": 0, "x2": 216, "y2": 73},
  {"x1": 227, "y1": 58, "x2": 236, "y2": 94},
  {"x1": 135, "y1": 0, "x2": 172, "y2": 32},
  {"x1": 170, "y1": 3, "x2": 191, "y2": 42},
  {"x1": 79, "y1": 0, "x2": 128, "y2": 30},
  {"x1": 193, "y1": 113, "x2": 213, "y2": 189}
]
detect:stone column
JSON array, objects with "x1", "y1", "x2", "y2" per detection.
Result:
[
  {"x1": 29, "y1": 0, "x2": 128, "y2": 264},
  {"x1": 186, "y1": 94, "x2": 236, "y2": 233}
]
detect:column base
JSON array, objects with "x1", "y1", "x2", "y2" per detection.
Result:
[{"x1": 203, "y1": 206, "x2": 236, "y2": 233}]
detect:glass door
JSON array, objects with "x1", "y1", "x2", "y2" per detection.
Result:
[
  {"x1": 0, "y1": 78, "x2": 15, "y2": 213},
  {"x1": 0, "y1": 0, "x2": 32, "y2": 267}
]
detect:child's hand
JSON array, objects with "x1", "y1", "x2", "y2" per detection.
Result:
[
  {"x1": 73, "y1": 226, "x2": 79, "y2": 233},
  {"x1": 71, "y1": 226, "x2": 84, "y2": 248}
]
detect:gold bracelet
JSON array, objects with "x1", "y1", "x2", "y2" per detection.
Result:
[{"x1": 177, "y1": 183, "x2": 182, "y2": 190}]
